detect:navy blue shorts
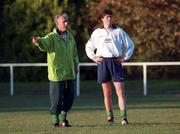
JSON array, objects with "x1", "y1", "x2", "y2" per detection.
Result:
[{"x1": 97, "y1": 58, "x2": 124, "y2": 83}]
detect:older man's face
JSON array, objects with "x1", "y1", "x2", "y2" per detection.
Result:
[{"x1": 56, "y1": 16, "x2": 68, "y2": 33}]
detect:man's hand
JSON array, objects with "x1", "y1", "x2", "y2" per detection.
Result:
[
  {"x1": 115, "y1": 56, "x2": 126, "y2": 64},
  {"x1": 92, "y1": 56, "x2": 103, "y2": 64},
  {"x1": 31, "y1": 36, "x2": 39, "y2": 44}
]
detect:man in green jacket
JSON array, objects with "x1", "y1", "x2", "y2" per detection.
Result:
[{"x1": 31, "y1": 13, "x2": 79, "y2": 128}]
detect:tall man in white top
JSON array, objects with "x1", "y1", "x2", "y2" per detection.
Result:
[{"x1": 85, "y1": 8, "x2": 134, "y2": 125}]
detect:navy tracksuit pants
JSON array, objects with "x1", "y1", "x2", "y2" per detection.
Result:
[{"x1": 49, "y1": 80, "x2": 75, "y2": 115}]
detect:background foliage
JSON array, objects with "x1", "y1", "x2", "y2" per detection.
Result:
[{"x1": 0, "y1": 0, "x2": 179, "y2": 81}]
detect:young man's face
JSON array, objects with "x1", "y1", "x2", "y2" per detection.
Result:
[
  {"x1": 102, "y1": 14, "x2": 112, "y2": 27},
  {"x1": 56, "y1": 16, "x2": 68, "y2": 33}
]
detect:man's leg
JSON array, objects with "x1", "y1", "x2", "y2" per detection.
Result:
[
  {"x1": 49, "y1": 81, "x2": 63, "y2": 127},
  {"x1": 60, "y1": 80, "x2": 75, "y2": 127},
  {"x1": 102, "y1": 82, "x2": 114, "y2": 124},
  {"x1": 113, "y1": 82, "x2": 128, "y2": 125}
]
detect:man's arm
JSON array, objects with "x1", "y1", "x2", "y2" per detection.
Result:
[{"x1": 31, "y1": 35, "x2": 52, "y2": 52}]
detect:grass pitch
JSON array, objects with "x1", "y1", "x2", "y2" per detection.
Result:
[{"x1": 0, "y1": 94, "x2": 180, "y2": 134}]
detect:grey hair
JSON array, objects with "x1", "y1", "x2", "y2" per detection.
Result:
[{"x1": 54, "y1": 13, "x2": 68, "y2": 25}]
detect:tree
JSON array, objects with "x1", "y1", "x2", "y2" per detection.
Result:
[
  {"x1": 81, "y1": 0, "x2": 180, "y2": 78},
  {"x1": 0, "y1": 0, "x2": 179, "y2": 81}
]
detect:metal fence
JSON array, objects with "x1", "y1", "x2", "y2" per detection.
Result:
[{"x1": 0, "y1": 62, "x2": 180, "y2": 96}]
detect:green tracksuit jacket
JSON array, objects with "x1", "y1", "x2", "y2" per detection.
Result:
[{"x1": 35, "y1": 28, "x2": 79, "y2": 81}]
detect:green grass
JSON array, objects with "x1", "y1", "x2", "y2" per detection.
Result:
[
  {"x1": 1, "y1": 80, "x2": 180, "y2": 95},
  {"x1": 0, "y1": 94, "x2": 180, "y2": 134},
  {"x1": 0, "y1": 80, "x2": 180, "y2": 133}
]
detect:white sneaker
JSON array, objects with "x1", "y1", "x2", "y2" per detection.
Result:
[{"x1": 121, "y1": 118, "x2": 128, "y2": 125}]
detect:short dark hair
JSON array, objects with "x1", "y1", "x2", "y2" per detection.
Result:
[{"x1": 100, "y1": 9, "x2": 112, "y2": 19}]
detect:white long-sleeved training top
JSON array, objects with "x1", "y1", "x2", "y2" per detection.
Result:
[{"x1": 85, "y1": 26, "x2": 135, "y2": 61}]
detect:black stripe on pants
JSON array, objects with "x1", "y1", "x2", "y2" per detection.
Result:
[{"x1": 49, "y1": 80, "x2": 75, "y2": 115}]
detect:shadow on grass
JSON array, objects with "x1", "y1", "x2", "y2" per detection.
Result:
[
  {"x1": 0, "y1": 94, "x2": 180, "y2": 112},
  {"x1": 1, "y1": 105, "x2": 180, "y2": 113}
]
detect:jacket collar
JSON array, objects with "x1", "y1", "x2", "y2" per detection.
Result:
[{"x1": 100, "y1": 24, "x2": 117, "y2": 29}]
